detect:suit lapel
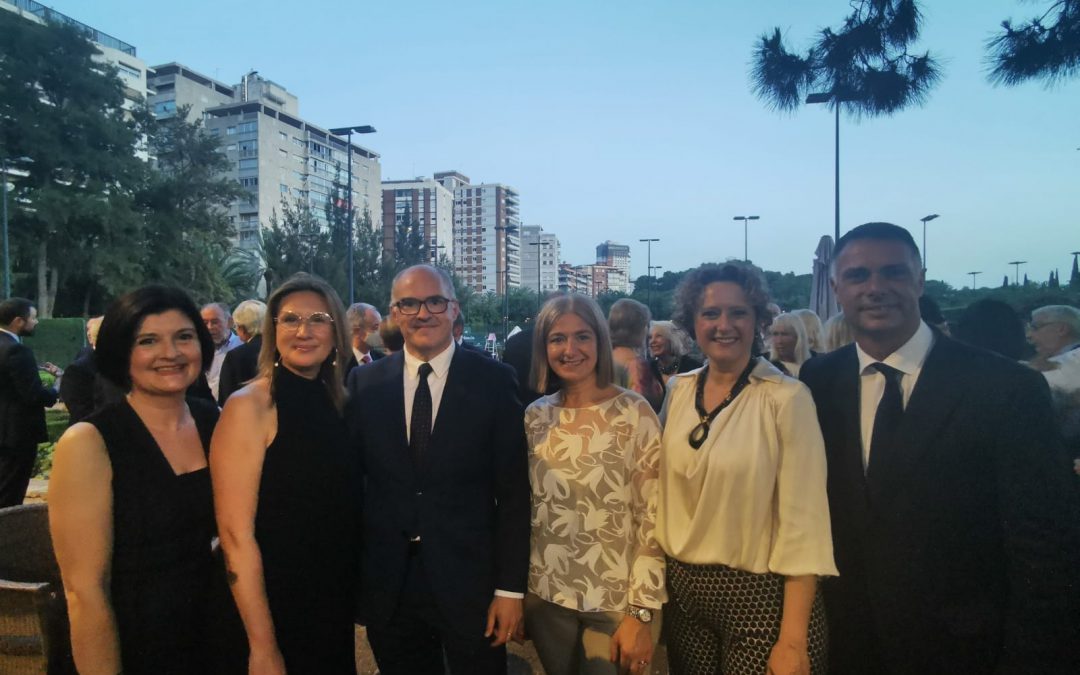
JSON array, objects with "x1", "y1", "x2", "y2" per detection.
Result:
[
  {"x1": 830, "y1": 347, "x2": 873, "y2": 525},
  {"x1": 382, "y1": 352, "x2": 408, "y2": 452},
  {"x1": 429, "y1": 348, "x2": 467, "y2": 448},
  {"x1": 866, "y1": 336, "x2": 963, "y2": 506}
]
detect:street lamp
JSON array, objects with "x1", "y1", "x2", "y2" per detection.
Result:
[
  {"x1": 732, "y1": 215, "x2": 760, "y2": 262},
  {"x1": 1008, "y1": 260, "x2": 1027, "y2": 286},
  {"x1": 1, "y1": 156, "x2": 33, "y2": 299},
  {"x1": 328, "y1": 125, "x2": 376, "y2": 305},
  {"x1": 529, "y1": 240, "x2": 547, "y2": 313},
  {"x1": 919, "y1": 214, "x2": 939, "y2": 269},
  {"x1": 639, "y1": 238, "x2": 659, "y2": 314},
  {"x1": 806, "y1": 91, "x2": 856, "y2": 243},
  {"x1": 496, "y1": 223, "x2": 519, "y2": 342},
  {"x1": 967, "y1": 271, "x2": 981, "y2": 289}
]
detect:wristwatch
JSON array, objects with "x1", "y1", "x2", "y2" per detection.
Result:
[{"x1": 626, "y1": 605, "x2": 653, "y2": 624}]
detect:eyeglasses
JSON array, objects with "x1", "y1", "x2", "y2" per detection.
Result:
[
  {"x1": 276, "y1": 311, "x2": 335, "y2": 332},
  {"x1": 393, "y1": 296, "x2": 453, "y2": 315},
  {"x1": 1027, "y1": 321, "x2": 1057, "y2": 332}
]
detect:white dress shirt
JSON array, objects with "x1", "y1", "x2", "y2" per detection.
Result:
[
  {"x1": 207, "y1": 332, "x2": 242, "y2": 401},
  {"x1": 352, "y1": 346, "x2": 373, "y2": 366},
  {"x1": 856, "y1": 321, "x2": 935, "y2": 471},
  {"x1": 402, "y1": 340, "x2": 454, "y2": 442}
]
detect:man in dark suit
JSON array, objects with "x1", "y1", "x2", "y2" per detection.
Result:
[
  {"x1": 800, "y1": 222, "x2": 1080, "y2": 673},
  {"x1": 217, "y1": 299, "x2": 266, "y2": 406},
  {"x1": 346, "y1": 264, "x2": 529, "y2": 675},
  {"x1": 60, "y1": 315, "x2": 104, "y2": 425},
  {"x1": 0, "y1": 298, "x2": 60, "y2": 507}
]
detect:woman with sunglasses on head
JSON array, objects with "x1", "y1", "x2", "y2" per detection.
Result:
[
  {"x1": 657, "y1": 264, "x2": 836, "y2": 675},
  {"x1": 211, "y1": 273, "x2": 358, "y2": 674}
]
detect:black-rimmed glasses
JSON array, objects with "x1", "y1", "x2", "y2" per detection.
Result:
[{"x1": 393, "y1": 296, "x2": 453, "y2": 315}]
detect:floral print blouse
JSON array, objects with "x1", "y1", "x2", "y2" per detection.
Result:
[{"x1": 524, "y1": 388, "x2": 667, "y2": 612}]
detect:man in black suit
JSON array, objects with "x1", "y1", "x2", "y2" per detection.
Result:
[
  {"x1": 800, "y1": 222, "x2": 1080, "y2": 673},
  {"x1": 0, "y1": 298, "x2": 60, "y2": 507},
  {"x1": 346, "y1": 264, "x2": 529, "y2": 675},
  {"x1": 217, "y1": 299, "x2": 266, "y2": 406},
  {"x1": 60, "y1": 315, "x2": 104, "y2": 425}
]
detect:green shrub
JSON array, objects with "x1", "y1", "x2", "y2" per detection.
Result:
[
  {"x1": 24, "y1": 318, "x2": 86, "y2": 367},
  {"x1": 35, "y1": 410, "x2": 69, "y2": 480},
  {"x1": 34, "y1": 443, "x2": 55, "y2": 480}
]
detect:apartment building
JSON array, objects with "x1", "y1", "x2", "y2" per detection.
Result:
[
  {"x1": 520, "y1": 226, "x2": 560, "y2": 294},
  {"x1": 595, "y1": 240, "x2": 632, "y2": 294},
  {"x1": 381, "y1": 178, "x2": 454, "y2": 265},
  {"x1": 436, "y1": 171, "x2": 520, "y2": 295}
]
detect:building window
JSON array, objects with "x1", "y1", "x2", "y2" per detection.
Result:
[
  {"x1": 279, "y1": 131, "x2": 288, "y2": 142},
  {"x1": 237, "y1": 121, "x2": 257, "y2": 134},
  {"x1": 279, "y1": 148, "x2": 287, "y2": 159},
  {"x1": 280, "y1": 183, "x2": 289, "y2": 193},
  {"x1": 226, "y1": 126, "x2": 237, "y2": 135},
  {"x1": 239, "y1": 158, "x2": 258, "y2": 170},
  {"x1": 239, "y1": 177, "x2": 259, "y2": 188}
]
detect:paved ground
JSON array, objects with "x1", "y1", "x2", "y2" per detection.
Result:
[{"x1": 354, "y1": 626, "x2": 671, "y2": 674}]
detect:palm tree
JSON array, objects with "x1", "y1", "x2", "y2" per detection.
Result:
[
  {"x1": 987, "y1": 0, "x2": 1080, "y2": 87},
  {"x1": 749, "y1": 0, "x2": 941, "y2": 241},
  {"x1": 750, "y1": 0, "x2": 941, "y2": 117}
]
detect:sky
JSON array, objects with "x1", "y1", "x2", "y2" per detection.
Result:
[{"x1": 45, "y1": 0, "x2": 1079, "y2": 288}]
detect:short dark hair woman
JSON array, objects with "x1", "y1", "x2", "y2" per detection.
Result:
[
  {"x1": 211, "y1": 273, "x2": 358, "y2": 673},
  {"x1": 659, "y1": 263, "x2": 836, "y2": 675},
  {"x1": 49, "y1": 285, "x2": 221, "y2": 673}
]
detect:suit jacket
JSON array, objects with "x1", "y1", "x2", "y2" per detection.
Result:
[
  {"x1": 345, "y1": 346, "x2": 530, "y2": 641},
  {"x1": 502, "y1": 327, "x2": 545, "y2": 406},
  {"x1": 217, "y1": 335, "x2": 262, "y2": 406},
  {"x1": 342, "y1": 348, "x2": 384, "y2": 385},
  {"x1": 60, "y1": 353, "x2": 99, "y2": 425},
  {"x1": 801, "y1": 335, "x2": 1080, "y2": 673},
  {"x1": 0, "y1": 332, "x2": 58, "y2": 448}
]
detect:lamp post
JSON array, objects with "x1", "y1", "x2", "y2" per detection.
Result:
[
  {"x1": 1008, "y1": 260, "x2": 1027, "y2": 286},
  {"x1": 496, "y1": 223, "x2": 519, "y2": 342},
  {"x1": 967, "y1": 271, "x2": 981, "y2": 289},
  {"x1": 1, "y1": 156, "x2": 32, "y2": 299},
  {"x1": 529, "y1": 240, "x2": 547, "y2": 313},
  {"x1": 328, "y1": 125, "x2": 376, "y2": 305},
  {"x1": 649, "y1": 265, "x2": 664, "y2": 314},
  {"x1": 806, "y1": 92, "x2": 855, "y2": 243},
  {"x1": 639, "y1": 238, "x2": 659, "y2": 315},
  {"x1": 919, "y1": 214, "x2": 939, "y2": 269},
  {"x1": 732, "y1": 215, "x2": 760, "y2": 262}
]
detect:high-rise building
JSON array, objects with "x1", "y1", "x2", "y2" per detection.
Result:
[
  {"x1": 147, "y1": 66, "x2": 382, "y2": 246},
  {"x1": 3, "y1": 0, "x2": 151, "y2": 147},
  {"x1": 520, "y1": 226, "x2": 560, "y2": 294},
  {"x1": 596, "y1": 240, "x2": 632, "y2": 294},
  {"x1": 558, "y1": 262, "x2": 626, "y2": 298},
  {"x1": 436, "y1": 171, "x2": 520, "y2": 295},
  {"x1": 381, "y1": 178, "x2": 454, "y2": 265}
]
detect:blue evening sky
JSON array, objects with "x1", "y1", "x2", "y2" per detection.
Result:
[{"x1": 52, "y1": 0, "x2": 1078, "y2": 288}]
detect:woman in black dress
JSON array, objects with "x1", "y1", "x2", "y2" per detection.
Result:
[
  {"x1": 49, "y1": 286, "x2": 221, "y2": 674},
  {"x1": 212, "y1": 273, "x2": 357, "y2": 674}
]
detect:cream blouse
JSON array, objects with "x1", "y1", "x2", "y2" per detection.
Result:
[
  {"x1": 525, "y1": 389, "x2": 667, "y2": 612},
  {"x1": 657, "y1": 358, "x2": 838, "y2": 577}
]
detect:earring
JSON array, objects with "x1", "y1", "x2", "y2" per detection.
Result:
[
  {"x1": 331, "y1": 347, "x2": 338, "y2": 368},
  {"x1": 274, "y1": 351, "x2": 282, "y2": 368}
]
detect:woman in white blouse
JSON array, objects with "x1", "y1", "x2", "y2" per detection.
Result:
[
  {"x1": 520, "y1": 294, "x2": 666, "y2": 675},
  {"x1": 657, "y1": 263, "x2": 836, "y2": 675}
]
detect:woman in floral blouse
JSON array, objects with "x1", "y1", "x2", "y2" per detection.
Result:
[{"x1": 519, "y1": 294, "x2": 666, "y2": 675}]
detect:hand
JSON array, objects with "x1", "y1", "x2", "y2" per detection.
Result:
[
  {"x1": 484, "y1": 596, "x2": 523, "y2": 647},
  {"x1": 43, "y1": 362, "x2": 63, "y2": 377},
  {"x1": 610, "y1": 615, "x2": 653, "y2": 673},
  {"x1": 766, "y1": 639, "x2": 809, "y2": 675},
  {"x1": 512, "y1": 619, "x2": 527, "y2": 643},
  {"x1": 248, "y1": 643, "x2": 287, "y2": 675},
  {"x1": 1073, "y1": 457, "x2": 1080, "y2": 476}
]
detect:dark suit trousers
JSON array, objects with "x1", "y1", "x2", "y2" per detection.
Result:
[
  {"x1": 366, "y1": 548, "x2": 507, "y2": 675},
  {"x1": 0, "y1": 442, "x2": 36, "y2": 507}
]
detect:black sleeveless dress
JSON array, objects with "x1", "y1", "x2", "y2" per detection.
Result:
[
  {"x1": 86, "y1": 397, "x2": 219, "y2": 675},
  {"x1": 256, "y1": 366, "x2": 357, "y2": 673}
]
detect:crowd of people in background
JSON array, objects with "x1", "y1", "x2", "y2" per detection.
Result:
[{"x1": 0, "y1": 220, "x2": 1078, "y2": 674}]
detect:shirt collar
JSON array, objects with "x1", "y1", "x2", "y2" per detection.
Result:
[
  {"x1": 403, "y1": 340, "x2": 455, "y2": 379},
  {"x1": 856, "y1": 320, "x2": 934, "y2": 376},
  {"x1": 0, "y1": 327, "x2": 20, "y2": 343}
]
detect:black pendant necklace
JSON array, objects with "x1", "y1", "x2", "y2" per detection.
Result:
[{"x1": 688, "y1": 357, "x2": 758, "y2": 450}]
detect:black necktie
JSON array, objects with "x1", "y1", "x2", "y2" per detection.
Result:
[
  {"x1": 410, "y1": 363, "x2": 433, "y2": 471},
  {"x1": 868, "y1": 362, "x2": 903, "y2": 478}
]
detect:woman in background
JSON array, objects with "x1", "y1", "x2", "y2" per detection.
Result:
[
  {"x1": 768, "y1": 313, "x2": 812, "y2": 377},
  {"x1": 609, "y1": 298, "x2": 664, "y2": 411},
  {"x1": 649, "y1": 320, "x2": 700, "y2": 387}
]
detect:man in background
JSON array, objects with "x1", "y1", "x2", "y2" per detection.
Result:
[{"x1": 217, "y1": 300, "x2": 267, "y2": 406}]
